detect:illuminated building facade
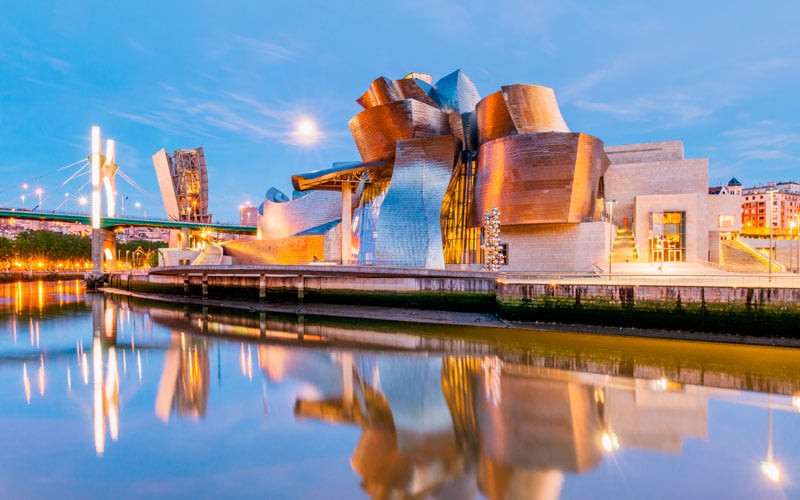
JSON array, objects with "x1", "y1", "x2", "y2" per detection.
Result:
[
  {"x1": 246, "y1": 71, "x2": 732, "y2": 270},
  {"x1": 741, "y1": 182, "x2": 800, "y2": 236},
  {"x1": 254, "y1": 70, "x2": 613, "y2": 270},
  {"x1": 152, "y1": 147, "x2": 212, "y2": 223}
]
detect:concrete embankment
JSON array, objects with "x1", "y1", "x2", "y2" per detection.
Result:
[
  {"x1": 110, "y1": 265, "x2": 497, "y2": 312},
  {"x1": 0, "y1": 271, "x2": 84, "y2": 283},
  {"x1": 106, "y1": 266, "x2": 800, "y2": 341}
]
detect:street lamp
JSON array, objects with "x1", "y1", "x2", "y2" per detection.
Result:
[
  {"x1": 767, "y1": 189, "x2": 777, "y2": 281},
  {"x1": 605, "y1": 199, "x2": 617, "y2": 278},
  {"x1": 20, "y1": 195, "x2": 25, "y2": 209},
  {"x1": 134, "y1": 201, "x2": 141, "y2": 218},
  {"x1": 78, "y1": 196, "x2": 88, "y2": 214},
  {"x1": 791, "y1": 221, "x2": 796, "y2": 273},
  {"x1": 34, "y1": 188, "x2": 43, "y2": 211}
]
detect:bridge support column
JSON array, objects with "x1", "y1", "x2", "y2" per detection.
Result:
[
  {"x1": 91, "y1": 228, "x2": 116, "y2": 275},
  {"x1": 181, "y1": 227, "x2": 190, "y2": 250}
]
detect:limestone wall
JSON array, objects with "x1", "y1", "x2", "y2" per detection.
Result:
[{"x1": 499, "y1": 221, "x2": 612, "y2": 272}]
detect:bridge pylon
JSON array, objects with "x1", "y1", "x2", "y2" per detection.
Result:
[{"x1": 89, "y1": 126, "x2": 118, "y2": 278}]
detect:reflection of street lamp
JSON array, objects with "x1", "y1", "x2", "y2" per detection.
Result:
[{"x1": 761, "y1": 393, "x2": 781, "y2": 483}]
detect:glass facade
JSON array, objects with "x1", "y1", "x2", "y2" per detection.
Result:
[{"x1": 648, "y1": 211, "x2": 686, "y2": 262}]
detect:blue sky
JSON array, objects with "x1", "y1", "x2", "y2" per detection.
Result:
[{"x1": 1, "y1": 1, "x2": 798, "y2": 221}]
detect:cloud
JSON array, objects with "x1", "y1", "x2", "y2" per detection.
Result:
[
  {"x1": 575, "y1": 91, "x2": 719, "y2": 126},
  {"x1": 231, "y1": 36, "x2": 293, "y2": 62},
  {"x1": 720, "y1": 125, "x2": 800, "y2": 162},
  {"x1": 561, "y1": 58, "x2": 635, "y2": 99},
  {"x1": 114, "y1": 88, "x2": 343, "y2": 147}
]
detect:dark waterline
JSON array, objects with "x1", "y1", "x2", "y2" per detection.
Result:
[{"x1": 0, "y1": 281, "x2": 798, "y2": 499}]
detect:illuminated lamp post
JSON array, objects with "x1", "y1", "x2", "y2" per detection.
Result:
[
  {"x1": 791, "y1": 221, "x2": 796, "y2": 274},
  {"x1": 79, "y1": 196, "x2": 88, "y2": 215},
  {"x1": 605, "y1": 199, "x2": 617, "y2": 278},
  {"x1": 35, "y1": 188, "x2": 43, "y2": 211},
  {"x1": 20, "y1": 195, "x2": 25, "y2": 209},
  {"x1": 767, "y1": 189, "x2": 776, "y2": 281}
]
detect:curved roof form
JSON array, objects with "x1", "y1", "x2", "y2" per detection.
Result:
[
  {"x1": 476, "y1": 84, "x2": 570, "y2": 146},
  {"x1": 433, "y1": 70, "x2": 481, "y2": 114},
  {"x1": 291, "y1": 160, "x2": 391, "y2": 192}
]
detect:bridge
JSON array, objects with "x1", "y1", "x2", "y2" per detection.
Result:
[
  {"x1": 0, "y1": 126, "x2": 257, "y2": 277},
  {"x1": 0, "y1": 209, "x2": 256, "y2": 234}
]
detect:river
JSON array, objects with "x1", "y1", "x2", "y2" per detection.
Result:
[{"x1": 0, "y1": 280, "x2": 798, "y2": 499}]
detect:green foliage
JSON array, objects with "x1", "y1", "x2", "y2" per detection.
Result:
[
  {"x1": 0, "y1": 237, "x2": 13, "y2": 262},
  {"x1": 13, "y1": 231, "x2": 90, "y2": 261}
]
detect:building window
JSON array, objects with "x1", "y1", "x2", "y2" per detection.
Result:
[
  {"x1": 648, "y1": 211, "x2": 686, "y2": 263},
  {"x1": 719, "y1": 215, "x2": 735, "y2": 228},
  {"x1": 499, "y1": 243, "x2": 509, "y2": 265}
]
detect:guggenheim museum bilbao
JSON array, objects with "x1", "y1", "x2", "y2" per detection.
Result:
[{"x1": 224, "y1": 70, "x2": 740, "y2": 272}]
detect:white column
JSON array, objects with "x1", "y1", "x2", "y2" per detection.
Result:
[
  {"x1": 341, "y1": 181, "x2": 352, "y2": 265},
  {"x1": 91, "y1": 127, "x2": 102, "y2": 229}
]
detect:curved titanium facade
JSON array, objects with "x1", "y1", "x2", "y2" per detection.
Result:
[
  {"x1": 259, "y1": 190, "x2": 343, "y2": 239},
  {"x1": 349, "y1": 99, "x2": 451, "y2": 163},
  {"x1": 475, "y1": 91, "x2": 518, "y2": 146},
  {"x1": 472, "y1": 132, "x2": 608, "y2": 226},
  {"x1": 433, "y1": 70, "x2": 481, "y2": 114},
  {"x1": 356, "y1": 77, "x2": 401, "y2": 109},
  {"x1": 376, "y1": 135, "x2": 458, "y2": 267},
  {"x1": 475, "y1": 84, "x2": 570, "y2": 147},
  {"x1": 255, "y1": 69, "x2": 610, "y2": 270},
  {"x1": 501, "y1": 84, "x2": 569, "y2": 134}
]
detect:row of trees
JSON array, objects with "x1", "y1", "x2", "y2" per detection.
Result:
[{"x1": 0, "y1": 231, "x2": 166, "y2": 270}]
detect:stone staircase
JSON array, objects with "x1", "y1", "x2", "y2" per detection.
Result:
[
  {"x1": 611, "y1": 227, "x2": 638, "y2": 263},
  {"x1": 191, "y1": 243, "x2": 226, "y2": 266},
  {"x1": 720, "y1": 239, "x2": 783, "y2": 273}
]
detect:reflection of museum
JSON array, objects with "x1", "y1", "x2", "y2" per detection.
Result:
[
  {"x1": 225, "y1": 71, "x2": 739, "y2": 271},
  {"x1": 264, "y1": 347, "x2": 708, "y2": 499}
]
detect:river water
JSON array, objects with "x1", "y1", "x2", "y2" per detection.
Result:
[{"x1": 0, "y1": 280, "x2": 798, "y2": 499}]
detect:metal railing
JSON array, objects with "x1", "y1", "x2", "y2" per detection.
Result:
[{"x1": 499, "y1": 270, "x2": 800, "y2": 288}]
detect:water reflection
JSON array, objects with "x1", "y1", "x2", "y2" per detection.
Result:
[
  {"x1": 155, "y1": 333, "x2": 209, "y2": 422},
  {"x1": 0, "y1": 282, "x2": 798, "y2": 498}
]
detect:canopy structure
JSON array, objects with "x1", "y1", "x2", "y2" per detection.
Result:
[{"x1": 291, "y1": 161, "x2": 390, "y2": 192}]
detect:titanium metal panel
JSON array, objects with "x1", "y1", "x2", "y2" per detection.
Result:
[
  {"x1": 475, "y1": 91, "x2": 518, "y2": 146},
  {"x1": 349, "y1": 99, "x2": 451, "y2": 163},
  {"x1": 471, "y1": 132, "x2": 608, "y2": 226},
  {"x1": 375, "y1": 135, "x2": 458, "y2": 268},
  {"x1": 395, "y1": 78, "x2": 439, "y2": 108},
  {"x1": 152, "y1": 148, "x2": 180, "y2": 220},
  {"x1": 259, "y1": 190, "x2": 343, "y2": 239},
  {"x1": 356, "y1": 77, "x2": 401, "y2": 109},
  {"x1": 501, "y1": 84, "x2": 570, "y2": 134},
  {"x1": 433, "y1": 70, "x2": 481, "y2": 114}
]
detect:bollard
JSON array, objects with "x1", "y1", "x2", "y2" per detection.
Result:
[
  {"x1": 297, "y1": 274, "x2": 304, "y2": 304},
  {"x1": 259, "y1": 274, "x2": 266, "y2": 301}
]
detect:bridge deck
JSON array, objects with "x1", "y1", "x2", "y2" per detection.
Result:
[{"x1": 0, "y1": 209, "x2": 257, "y2": 234}]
